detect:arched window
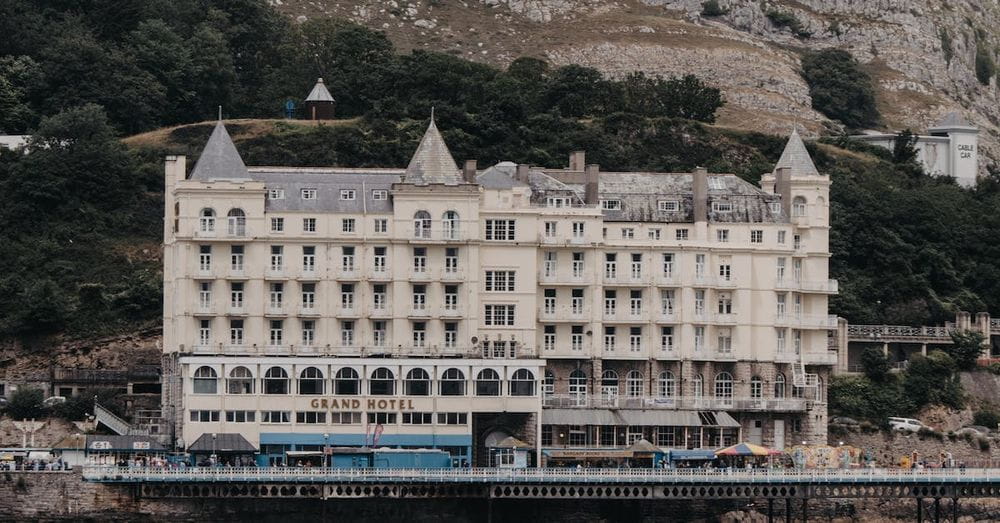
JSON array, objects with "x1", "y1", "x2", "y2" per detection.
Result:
[
  {"x1": 774, "y1": 373, "x2": 786, "y2": 398},
  {"x1": 601, "y1": 370, "x2": 619, "y2": 391},
  {"x1": 442, "y1": 210, "x2": 459, "y2": 239},
  {"x1": 298, "y1": 367, "x2": 324, "y2": 395},
  {"x1": 440, "y1": 368, "x2": 466, "y2": 396},
  {"x1": 692, "y1": 374, "x2": 704, "y2": 398},
  {"x1": 263, "y1": 367, "x2": 289, "y2": 395},
  {"x1": 227, "y1": 208, "x2": 246, "y2": 236},
  {"x1": 792, "y1": 196, "x2": 807, "y2": 217},
  {"x1": 475, "y1": 369, "x2": 501, "y2": 396},
  {"x1": 333, "y1": 368, "x2": 360, "y2": 395},
  {"x1": 626, "y1": 370, "x2": 643, "y2": 398},
  {"x1": 405, "y1": 368, "x2": 431, "y2": 396},
  {"x1": 714, "y1": 372, "x2": 733, "y2": 399},
  {"x1": 543, "y1": 370, "x2": 555, "y2": 398},
  {"x1": 413, "y1": 210, "x2": 431, "y2": 239},
  {"x1": 750, "y1": 376, "x2": 763, "y2": 399},
  {"x1": 569, "y1": 369, "x2": 588, "y2": 399},
  {"x1": 510, "y1": 369, "x2": 535, "y2": 396},
  {"x1": 199, "y1": 208, "x2": 216, "y2": 233},
  {"x1": 192, "y1": 366, "x2": 218, "y2": 394},
  {"x1": 657, "y1": 372, "x2": 675, "y2": 398},
  {"x1": 227, "y1": 366, "x2": 254, "y2": 395},
  {"x1": 369, "y1": 367, "x2": 395, "y2": 395}
]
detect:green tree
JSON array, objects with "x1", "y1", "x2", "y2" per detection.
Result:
[
  {"x1": 892, "y1": 129, "x2": 918, "y2": 165},
  {"x1": 903, "y1": 351, "x2": 963, "y2": 410},
  {"x1": 545, "y1": 64, "x2": 616, "y2": 117},
  {"x1": 800, "y1": 49, "x2": 879, "y2": 129},
  {"x1": 947, "y1": 330, "x2": 986, "y2": 370},
  {"x1": 5, "y1": 388, "x2": 45, "y2": 419},
  {"x1": 861, "y1": 346, "x2": 890, "y2": 382}
]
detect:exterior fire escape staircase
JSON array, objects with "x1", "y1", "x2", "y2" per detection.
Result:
[
  {"x1": 94, "y1": 403, "x2": 148, "y2": 436},
  {"x1": 791, "y1": 352, "x2": 818, "y2": 388}
]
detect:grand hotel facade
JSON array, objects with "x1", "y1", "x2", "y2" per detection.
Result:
[{"x1": 162, "y1": 117, "x2": 835, "y2": 466}]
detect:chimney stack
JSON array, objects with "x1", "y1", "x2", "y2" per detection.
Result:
[
  {"x1": 569, "y1": 151, "x2": 586, "y2": 172},
  {"x1": 775, "y1": 167, "x2": 791, "y2": 216},
  {"x1": 516, "y1": 164, "x2": 530, "y2": 184},
  {"x1": 692, "y1": 166, "x2": 708, "y2": 222},
  {"x1": 463, "y1": 160, "x2": 478, "y2": 183},
  {"x1": 584, "y1": 164, "x2": 600, "y2": 205}
]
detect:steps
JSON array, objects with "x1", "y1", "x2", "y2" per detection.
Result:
[{"x1": 94, "y1": 403, "x2": 148, "y2": 436}]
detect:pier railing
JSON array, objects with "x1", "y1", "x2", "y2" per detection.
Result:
[{"x1": 81, "y1": 466, "x2": 1000, "y2": 484}]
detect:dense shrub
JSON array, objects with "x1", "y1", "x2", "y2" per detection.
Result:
[
  {"x1": 947, "y1": 330, "x2": 986, "y2": 370},
  {"x1": 766, "y1": 10, "x2": 811, "y2": 38},
  {"x1": 973, "y1": 410, "x2": 1000, "y2": 429},
  {"x1": 5, "y1": 388, "x2": 44, "y2": 419},
  {"x1": 701, "y1": 0, "x2": 727, "y2": 17},
  {"x1": 861, "y1": 346, "x2": 890, "y2": 382},
  {"x1": 975, "y1": 43, "x2": 996, "y2": 86},
  {"x1": 800, "y1": 49, "x2": 879, "y2": 129}
]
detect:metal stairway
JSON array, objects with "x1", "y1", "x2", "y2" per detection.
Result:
[
  {"x1": 791, "y1": 354, "x2": 818, "y2": 388},
  {"x1": 94, "y1": 403, "x2": 148, "y2": 436}
]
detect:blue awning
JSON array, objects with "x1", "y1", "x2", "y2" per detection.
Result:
[{"x1": 668, "y1": 449, "x2": 717, "y2": 461}]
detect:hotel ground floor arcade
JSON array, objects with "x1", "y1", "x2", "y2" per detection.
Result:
[{"x1": 166, "y1": 355, "x2": 829, "y2": 466}]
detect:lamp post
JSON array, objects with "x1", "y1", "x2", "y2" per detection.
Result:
[
  {"x1": 211, "y1": 433, "x2": 217, "y2": 466},
  {"x1": 323, "y1": 433, "x2": 329, "y2": 468}
]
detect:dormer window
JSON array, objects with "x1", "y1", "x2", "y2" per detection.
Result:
[
  {"x1": 340, "y1": 189, "x2": 356, "y2": 201},
  {"x1": 372, "y1": 189, "x2": 388, "y2": 200},
  {"x1": 769, "y1": 202, "x2": 782, "y2": 214},
  {"x1": 301, "y1": 188, "x2": 317, "y2": 200},
  {"x1": 712, "y1": 201, "x2": 732, "y2": 212},
  {"x1": 267, "y1": 188, "x2": 285, "y2": 200},
  {"x1": 658, "y1": 200, "x2": 679, "y2": 212},
  {"x1": 600, "y1": 199, "x2": 622, "y2": 211},
  {"x1": 708, "y1": 177, "x2": 726, "y2": 190},
  {"x1": 546, "y1": 197, "x2": 570, "y2": 208}
]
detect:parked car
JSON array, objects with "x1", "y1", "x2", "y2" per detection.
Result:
[
  {"x1": 888, "y1": 417, "x2": 927, "y2": 433},
  {"x1": 831, "y1": 416, "x2": 859, "y2": 426},
  {"x1": 42, "y1": 396, "x2": 67, "y2": 407}
]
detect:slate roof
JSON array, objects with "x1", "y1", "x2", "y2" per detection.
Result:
[
  {"x1": 249, "y1": 168, "x2": 400, "y2": 214},
  {"x1": 476, "y1": 161, "x2": 528, "y2": 189},
  {"x1": 402, "y1": 118, "x2": 463, "y2": 185},
  {"x1": 773, "y1": 129, "x2": 819, "y2": 178},
  {"x1": 188, "y1": 432, "x2": 257, "y2": 453},
  {"x1": 305, "y1": 78, "x2": 335, "y2": 103},
  {"x1": 189, "y1": 121, "x2": 249, "y2": 181},
  {"x1": 528, "y1": 170, "x2": 784, "y2": 224},
  {"x1": 84, "y1": 435, "x2": 167, "y2": 452}
]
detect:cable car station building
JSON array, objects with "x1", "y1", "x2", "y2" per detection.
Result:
[{"x1": 161, "y1": 117, "x2": 834, "y2": 466}]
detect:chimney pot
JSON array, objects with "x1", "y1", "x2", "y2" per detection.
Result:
[
  {"x1": 775, "y1": 167, "x2": 791, "y2": 216},
  {"x1": 570, "y1": 151, "x2": 586, "y2": 172}
]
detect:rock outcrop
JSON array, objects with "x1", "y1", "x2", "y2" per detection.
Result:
[{"x1": 270, "y1": 0, "x2": 1000, "y2": 167}]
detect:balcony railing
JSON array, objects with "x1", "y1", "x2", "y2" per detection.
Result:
[
  {"x1": 776, "y1": 279, "x2": 839, "y2": 293},
  {"x1": 846, "y1": 324, "x2": 952, "y2": 341},
  {"x1": 542, "y1": 395, "x2": 809, "y2": 412},
  {"x1": 801, "y1": 351, "x2": 838, "y2": 365},
  {"x1": 408, "y1": 228, "x2": 471, "y2": 242}
]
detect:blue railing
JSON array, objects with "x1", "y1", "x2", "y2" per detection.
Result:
[{"x1": 81, "y1": 466, "x2": 1000, "y2": 485}]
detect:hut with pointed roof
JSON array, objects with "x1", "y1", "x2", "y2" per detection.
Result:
[{"x1": 304, "y1": 78, "x2": 335, "y2": 120}]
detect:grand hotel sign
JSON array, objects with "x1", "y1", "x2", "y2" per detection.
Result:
[{"x1": 309, "y1": 398, "x2": 419, "y2": 411}]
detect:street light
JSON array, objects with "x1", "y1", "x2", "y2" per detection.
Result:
[
  {"x1": 323, "y1": 433, "x2": 330, "y2": 468},
  {"x1": 211, "y1": 433, "x2": 217, "y2": 465}
]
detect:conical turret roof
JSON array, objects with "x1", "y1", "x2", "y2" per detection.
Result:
[
  {"x1": 189, "y1": 121, "x2": 248, "y2": 180},
  {"x1": 403, "y1": 117, "x2": 462, "y2": 185},
  {"x1": 773, "y1": 128, "x2": 819, "y2": 177},
  {"x1": 305, "y1": 78, "x2": 334, "y2": 103}
]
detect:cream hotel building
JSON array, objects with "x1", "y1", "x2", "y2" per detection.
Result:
[{"x1": 162, "y1": 115, "x2": 835, "y2": 466}]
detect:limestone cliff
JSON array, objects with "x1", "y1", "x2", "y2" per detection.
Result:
[{"x1": 270, "y1": 0, "x2": 1000, "y2": 165}]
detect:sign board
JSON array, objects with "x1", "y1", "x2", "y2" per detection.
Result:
[
  {"x1": 133, "y1": 441, "x2": 151, "y2": 450},
  {"x1": 90, "y1": 441, "x2": 112, "y2": 450}
]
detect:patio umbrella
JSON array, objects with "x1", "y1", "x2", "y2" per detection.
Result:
[{"x1": 715, "y1": 442, "x2": 782, "y2": 456}]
